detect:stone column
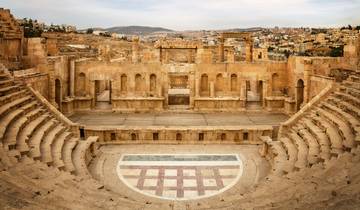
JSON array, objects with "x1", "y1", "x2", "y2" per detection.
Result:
[
  {"x1": 158, "y1": 84, "x2": 162, "y2": 97},
  {"x1": 69, "y1": 58, "x2": 75, "y2": 97},
  {"x1": 245, "y1": 41, "x2": 253, "y2": 62},
  {"x1": 210, "y1": 81, "x2": 215, "y2": 98},
  {"x1": 239, "y1": 80, "x2": 245, "y2": 99},
  {"x1": 262, "y1": 80, "x2": 268, "y2": 107},
  {"x1": 218, "y1": 37, "x2": 225, "y2": 62},
  {"x1": 165, "y1": 50, "x2": 169, "y2": 63},
  {"x1": 195, "y1": 76, "x2": 200, "y2": 97},
  {"x1": 132, "y1": 36, "x2": 140, "y2": 63},
  {"x1": 188, "y1": 49, "x2": 192, "y2": 63},
  {"x1": 48, "y1": 71, "x2": 56, "y2": 106},
  {"x1": 159, "y1": 47, "x2": 162, "y2": 63},
  {"x1": 90, "y1": 80, "x2": 95, "y2": 108},
  {"x1": 304, "y1": 59, "x2": 312, "y2": 103},
  {"x1": 145, "y1": 74, "x2": 150, "y2": 97}
]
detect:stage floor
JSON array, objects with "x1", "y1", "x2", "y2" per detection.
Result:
[
  {"x1": 92, "y1": 144, "x2": 269, "y2": 202},
  {"x1": 69, "y1": 112, "x2": 289, "y2": 127}
]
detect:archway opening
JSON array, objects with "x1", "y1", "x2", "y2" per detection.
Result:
[
  {"x1": 135, "y1": 74, "x2": 143, "y2": 94},
  {"x1": 200, "y1": 74, "x2": 209, "y2": 97},
  {"x1": 296, "y1": 79, "x2": 304, "y2": 111},
  {"x1": 246, "y1": 80, "x2": 263, "y2": 110},
  {"x1": 121, "y1": 74, "x2": 127, "y2": 94},
  {"x1": 78, "y1": 73, "x2": 86, "y2": 96},
  {"x1": 230, "y1": 74, "x2": 238, "y2": 92},
  {"x1": 215, "y1": 73, "x2": 224, "y2": 96},
  {"x1": 258, "y1": 80, "x2": 263, "y2": 103},
  {"x1": 95, "y1": 79, "x2": 112, "y2": 110},
  {"x1": 272, "y1": 73, "x2": 280, "y2": 95},
  {"x1": 150, "y1": 74, "x2": 157, "y2": 93}
]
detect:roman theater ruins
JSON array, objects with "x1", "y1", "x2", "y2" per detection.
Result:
[{"x1": 0, "y1": 7, "x2": 360, "y2": 210}]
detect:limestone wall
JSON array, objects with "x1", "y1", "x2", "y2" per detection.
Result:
[
  {"x1": 72, "y1": 60, "x2": 290, "y2": 111},
  {"x1": 83, "y1": 125, "x2": 273, "y2": 145},
  {"x1": 0, "y1": 8, "x2": 23, "y2": 69}
]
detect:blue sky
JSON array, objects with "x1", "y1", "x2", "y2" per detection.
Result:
[{"x1": 2, "y1": 0, "x2": 360, "y2": 30}]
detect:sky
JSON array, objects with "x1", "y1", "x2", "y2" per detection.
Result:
[{"x1": 2, "y1": 0, "x2": 360, "y2": 30}]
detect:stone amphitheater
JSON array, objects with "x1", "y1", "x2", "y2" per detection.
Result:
[{"x1": 1, "y1": 8, "x2": 360, "y2": 210}]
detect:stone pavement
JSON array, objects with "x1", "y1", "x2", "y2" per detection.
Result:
[
  {"x1": 91, "y1": 144, "x2": 269, "y2": 203},
  {"x1": 69, "y1": 112, "x2": 289, "y2": 126},
  {"x1": 117, "y1": 154, "x2": 242, "y2": 200}
]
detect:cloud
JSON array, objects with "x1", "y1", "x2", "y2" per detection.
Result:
[{"x1": 2, "y1": 0, "x2": 360, "y2": 30}]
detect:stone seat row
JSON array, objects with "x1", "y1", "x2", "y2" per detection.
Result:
[
  {"x1": 0, "y1": 72, "x2": 97, "y2": 179},
  {"x1": 264, "y1": 73, "x2": 360, "y2": 175},
  {"x1": 0, "y1": 158, "x2": 145, "y2": 210}
]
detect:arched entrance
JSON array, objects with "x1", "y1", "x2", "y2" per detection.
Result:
[
  {"x1": 296, "y1": 79, "x2": 304, "y2": 111},
  {"x1": 95, "y1": 80, "x2": 112, "y2": 110},
  {"x1": 258, "y1": 80, "x2": 263, "y2": 104},
  {"x1": 78, "y1": 73, "x2": 86, "y2": 96},
  {"x1": 55, "y1": 79, "x2": 62, "y2": 111}
]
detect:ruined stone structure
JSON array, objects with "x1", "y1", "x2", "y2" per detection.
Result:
[{"x1": 1, "y1": 8, "x2": 360, "y2": 210}]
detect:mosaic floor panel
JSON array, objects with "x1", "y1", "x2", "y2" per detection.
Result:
[{"x1": 117, "y1": 154, "x2": 243, "y2": 200}]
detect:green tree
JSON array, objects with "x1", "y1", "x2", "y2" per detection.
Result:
[{"x1": 329, "y1": 46, "x2": 344, "y2": 57}]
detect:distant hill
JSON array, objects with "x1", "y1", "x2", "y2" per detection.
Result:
[
  {"x1": 223, "y1": 27, "x2": 264, "y2": 32},
  {"x1": 84, "y1": 26, "x2": 174, "y2": 35}
]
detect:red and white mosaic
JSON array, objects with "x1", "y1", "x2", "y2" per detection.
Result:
[{"x1": 117, "y1": 154, "x2": 243, "y2": 200}]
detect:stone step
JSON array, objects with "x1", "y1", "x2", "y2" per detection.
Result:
[
  {"x1": 300, "y1": 118, "x2": 331, "y2": 161},
  {"x1": 315, "y1": 106, "x2": 354, "y2": 148},
  {"x1": 0, "y1": 142, "x2": 14, "y2": 168},
  {"x1": 288, "y1": 129, "x2": 308, "y2": 169},
  {"x1": 40, "y1": 124, "x2": 67, "y2": 163},
  {"x1": 349, "y1": 74, "x2": 360, "y2": 83},
  {"x1": 0, "y1": 95, "x2": 32, "y2": 118},
  {"x1": 3, "y1": 107, "x2": 44, "y2": 148},
  {"x1": 322, "y1": 101, "x2": 360, "y2": 142},
  {"x1": 279, "y1": 137, "x2": 297, "y2": 172},
  {"x1": 51, "y1": 131, "x2": 73, "y2": 168},
  {"x1": 0, "y1": 89, "x2": 27, "y2": 106},
  {"x1": 262, "y1": 136, "x2": 289, "y2": 175},
  {"x1": 0, "y1": 100, "x2": 38, "y2": 143},
  {"x1": 16, "y1": 114, "x2": 51, "y2": 152},
  {"x1": 28, "y1": 119, "x2": 58, "y2": 158},
  {"x1": 0, "y1": 85, "x2": 20, "y2": 96},
  {"x1": 0, "y1": 78, "x2": 14, "y2": 88},
  {"x1": 343, "y1": 80, "x2": 360, "y2": 90},
  {"x1": 72, "y1": 136, "x2": 98, "y2": 177},
  {"x1": 310, "y1": 112, "x2": 344, "y2": 154},
  {"x1": 328, "y1": 96, "x2": 360, "y2": 122},
  {"x1": 62, "y1": 138, "x2": 78, "y2": 173},
  {"x1": 294, "y1": 124, "x2": 321, "y2": 165}
]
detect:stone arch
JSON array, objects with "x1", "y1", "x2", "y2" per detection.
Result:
[
  {"x1": 230, "y1": 74, "x2": 238, "y2": 92},
  {"x1": 296, "y1": 79, "x2": 304, "y2": 111},
  {"x1": 272, "y1": 73, "x2": 280, "y2": 93},
  {"x1": 215, "y1": 73, "x2": 224, "y2": 92},
  {"x1": 200, "y1": 74, "x2": 209, "y2": 92},
  {"x1": 121, "y1": 74, "x2": 127, "y2": 92},
  {"x1": 78, "y1": 72, "x2": 86, "y2": 96},
  {"x1": 135, "y1": 74, "x2": 143, "y2": 92},
  {"x1": 150, "y1": 74, "x2": 156, "y2": 92},
  {"x1": 55, "y1": 78, "x2": 62, "y2": 111}
]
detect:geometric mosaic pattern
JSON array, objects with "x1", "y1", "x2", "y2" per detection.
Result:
[{"x1": 117, "y1": 154, "x2": 242, "y2": 200}]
